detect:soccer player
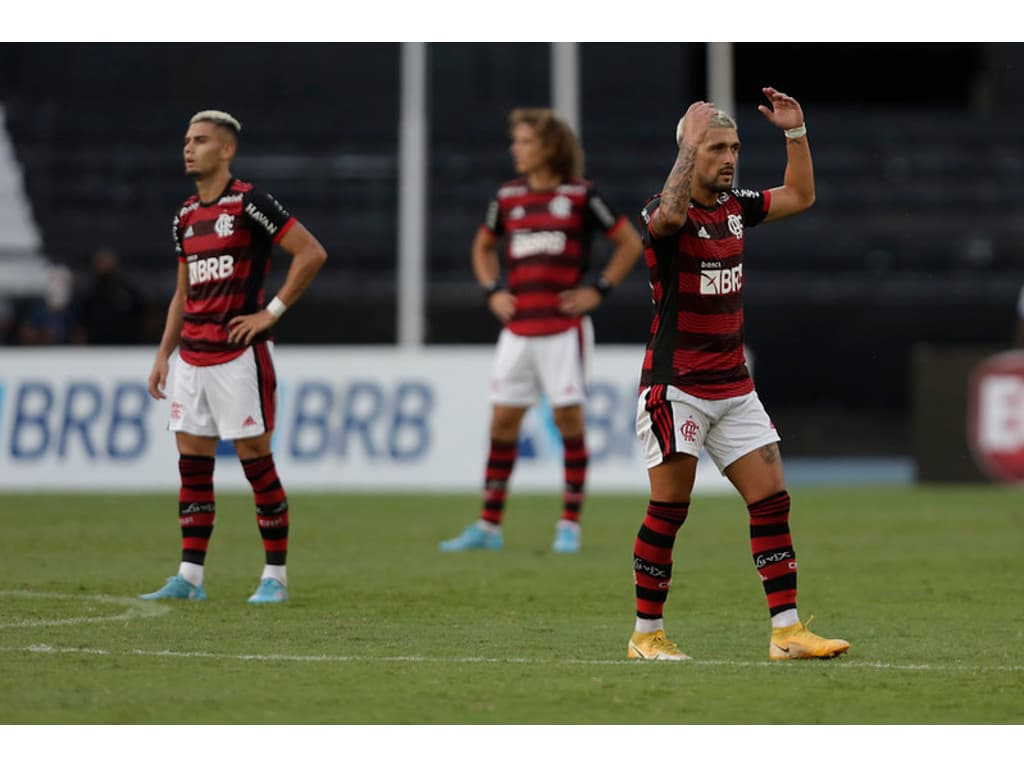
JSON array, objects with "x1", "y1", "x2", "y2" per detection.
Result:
[
  {"x1": 627, "y1": 88, "x2": 850, "y2": 660},
  {"x1": 141, "y1": 110, "x2": 327, "y2": 604},
  {"x1": 439, "y1": 107, "x2": 643, "y2": 554}
]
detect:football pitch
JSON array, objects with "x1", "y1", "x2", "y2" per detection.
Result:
[{"x1": 2, "y1": 485, "x2": 1022, "y2": 734}]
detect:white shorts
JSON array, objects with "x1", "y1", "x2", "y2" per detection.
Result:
[
  {"x1": 168, "y1": 343, "x2": 277, "y2": 440},
  {"x1": 635, "y1": 385, "x2": 780, "y2": 472},
  {"x1": 489, "y1": 319, "x2": 594, "y2": 408}
]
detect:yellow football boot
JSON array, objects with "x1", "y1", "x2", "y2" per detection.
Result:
[
  {"x1": 769, "y1": 616, "x2": 850, "y2": 660},
  {"x1": 627, "y1": 629, "x2": 692, "y2": 661}
]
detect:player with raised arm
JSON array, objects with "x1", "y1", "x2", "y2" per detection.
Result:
[{"x1": 627, "y1": 88, "x2": 850, "y2": 661}]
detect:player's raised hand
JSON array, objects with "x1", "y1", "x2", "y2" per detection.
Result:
[
  {"x1": 758, "y1": 87, "x2": 805, "y2": 131},
  {"x1": 676, "y1": 101, "x2": 718, "y2": 148}
]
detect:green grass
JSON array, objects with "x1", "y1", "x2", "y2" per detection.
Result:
[{"x1": 1, "y1": 486, "x2": 1022, "y2": 726}]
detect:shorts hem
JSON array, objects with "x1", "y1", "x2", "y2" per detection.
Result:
[
  {"x1": 644, "y1": 445, "x2": 701, "y2": 470},
  {"x1": 714, "y1": 435, "x2": 781, "y2": 473}
]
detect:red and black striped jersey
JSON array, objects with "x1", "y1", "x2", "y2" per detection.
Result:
[
  {"x1": 483, "y1": 177, "x2": 627, "y2": 337},
  {"x1": 172, "y1": 178, "x2": 296, "y2": 366},
  {"x1": 638, "y1": 188, "x2": 771, "y2": 399}
]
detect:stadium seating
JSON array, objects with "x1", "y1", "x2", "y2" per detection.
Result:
[
  {"x1": 0, "y1": 43, "x2": 401, "y2": 342},
  {"x1": 2, "y1": 44, "x2": 1023, "y2": 445}
]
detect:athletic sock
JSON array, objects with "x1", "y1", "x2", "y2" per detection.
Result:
[
  {"x1": 480, "y1": 439, "x2": 516, "y2": 526},
  {"x1": 634, "y1": 617, "x2": 665, "y2": 634},
  {"x1": 633, "y1": 500, "x2": 689, "y2": 622},
  {"x1": 748, "y1": 490, "x2": 798, "y2": 624},
  {"x1": 178, "y1": 562, "x2": 204, "y2": 587},
  {"x1": 261, "y1": 564, "x2": 287, "y2": 586},
  {"x1": 178, "y1": 454, "x2": 215, "y2": 575},
  {"x1": 241, "y1": 454, "x2": 289, "y2": 569},
  {"x1": 560, "y1": 433, "x2": 587, "y2": 524}
]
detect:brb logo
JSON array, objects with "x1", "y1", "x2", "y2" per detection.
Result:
[
  {"x1": 700, "y1": 261, "x2": 742, "y2": 296},
  {"x1": 188, "y1": 254, "x2": 235, "y2": 286},
  {"x1": 510, "y1": 231, "x2": 567, "y2": 259},
  {"x1": 968, "y1": 350, "x2": 1024, "y2": 482}
]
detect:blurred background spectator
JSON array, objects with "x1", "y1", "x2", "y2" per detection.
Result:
[
  {"x1": 0, "y1": 295, "x2": 15, "y2": 344},
  {"x1": 16, "y1": 262, "x2": 76, "y2": 345},
  {"x1": 72, "y1": 245, "x2": 144, "y2": 345}
]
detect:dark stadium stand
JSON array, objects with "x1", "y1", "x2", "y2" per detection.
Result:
[
  {"x1": 0, "y1": 43, "x2": 401, "y2": 342},
  {"x1": 2, "y1": 42, "x2": 1022, "y2": 457}
]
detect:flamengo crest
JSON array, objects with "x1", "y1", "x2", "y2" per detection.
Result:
[{"x1": 214, "y1": 213, "x2": 235, "y2": 238}]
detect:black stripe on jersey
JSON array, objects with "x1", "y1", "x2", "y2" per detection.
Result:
[
  {"x1": 242, "y1": 191, "x2": 271, "y2": 316},
  {"x1": 182, "y1": 338, "x2": 243, "y2": 353},
  {"x1": 184, "y1": 310, "x2": 231, "y2": 326},
  {"x1": 511, "y1": 254, "x2": 580, "y2": 270},
  {"x1": 587, "y1": 191, "x2": 619, "y2": 230},
  {"x1": 676, "y1": 330, "x2": 744, "y2": 353},
  {"x1": 650, "y1": 241, "x2": 680, "y2": 383},
  {"x1": 677, "y1": 365, "x2": 750, "y2": 385},
  {"x1": 188, "y1": 280, "x2": 238, "y2": 303},
  {"x1": 187, "y1": 217, "x2": 229, "y2": 237},
  {"x1": 485, "y1": 200, "x2": 501, "y2": 233},
  {"x1": 513, "y1": 280, "x2": 576, "y2": 294},
  {"x1": 677, "y1": 293, "x2": 743, "y2": 315}
]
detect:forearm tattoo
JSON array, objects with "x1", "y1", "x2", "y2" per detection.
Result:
[{"x1": 660, "y1": 142, "x2": 698, "y2": 217}]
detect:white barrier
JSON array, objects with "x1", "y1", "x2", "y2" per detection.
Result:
[{"x1": 0, "y1": 346, "x2": 732, "y2": 493}]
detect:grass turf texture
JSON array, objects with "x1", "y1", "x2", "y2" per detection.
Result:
[{"x1": 1, "y1": 486, "x2": 1022, "y2": 725}]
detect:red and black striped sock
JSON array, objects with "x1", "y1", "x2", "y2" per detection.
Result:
[
  {"x1": 241, "y1": 454, "x2": 289, "y2": 566},
  {"x1": 633, "y1": 500, "x2": 690, "y2": 619},
  {"x1": 748, "y1": 490, "x2": 797, "y2": 617},
  {"x1": 560, "y1": 433, "x2": 588, "y2": 524},
  {"x1": 178, "y1": 454, "x2": 215, "y2": 566},
  {"x1": 480, "y1": 439, "x2": 517, "y2": 526}
]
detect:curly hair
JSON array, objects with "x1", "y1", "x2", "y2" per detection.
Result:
[{"x1": 508, "y1": 107, "x2": 583, "y2": 179}]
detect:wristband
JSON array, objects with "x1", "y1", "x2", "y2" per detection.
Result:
[
  {"x1": 595, "y1": 276, "x2": 614, "y2": 298},
  {"x1": 783, "y1": 124, "x2": 807, "y2": 139},
  {"x1": 482, "y1": 280, "x2": 501, "y2": 298},
  {"x1": 266, "y1": 296, "x2": 288, "y2": 319}
]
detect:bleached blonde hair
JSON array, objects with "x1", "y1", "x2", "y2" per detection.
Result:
[
  {"x1": 189, "y1": 109, "x2": 242, "y2": 136},
  {"x1": 677, "y1": 109, "x2": 737, "y2": 140}
]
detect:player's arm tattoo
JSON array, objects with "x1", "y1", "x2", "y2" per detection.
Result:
[
  {"x1": 652, "y1": 143, "x2": 697, "y2": 235},
  {"x1": 759, "y1": 443, "x2": 780, "y2": 464}
]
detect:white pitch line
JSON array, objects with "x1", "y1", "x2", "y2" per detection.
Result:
[
  {"x1": 3, "y1": 592, "x2": 1021, "y2": 674},
  {"x1": 0, "y1": 590, "x2": 169, "y2": 628},
  {"x1": 3, "y1": 644, "x2": 1023, "y2": 674}
]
